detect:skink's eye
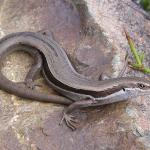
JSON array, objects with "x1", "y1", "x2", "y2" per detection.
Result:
[{"x1": 137, "y1": 83, "x2": 145, "y2": 89}]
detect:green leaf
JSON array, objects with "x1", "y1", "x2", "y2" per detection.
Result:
[
  {"x1": 124, "y1": 28, "x2": 150, "y2": 74},
  {"x1": 140, "y1": 0, "x2": 150, "y2": 11},
  {"x1": 124, "y1": 30, "x2": 142, "y2": 66},
  {"x1": 139, "y1": 52, "x2": 145, "y2": 63}
]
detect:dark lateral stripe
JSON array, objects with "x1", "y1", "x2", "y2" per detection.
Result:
[{"x1": 43, "y1": 60, "x2": 125, "y2": 98}]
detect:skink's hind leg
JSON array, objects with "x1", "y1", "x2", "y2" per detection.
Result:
[
  {"x1": 13, "y1": 45, "x2": 43, "y2": 89},
  {"x1": 21, "y1": 80, "x2": 42, "y2": 90},
  {"x1": 60, "y1": 99, "x2": 93, "y2": 130},
  {"x1": 24, "y1": 49, "x2": 43, "y2": 90}
]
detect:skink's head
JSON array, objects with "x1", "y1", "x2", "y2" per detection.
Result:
[
  {"x1": 123, "y1": 77, "x2": 150, "y2": 98},
  {"x1": 93, "y1": 77, "x2": 150, "y2": 105}
]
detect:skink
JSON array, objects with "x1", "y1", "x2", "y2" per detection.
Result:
[{"x1": 0, "y1": 32, "x2": 150, "y2": 130}]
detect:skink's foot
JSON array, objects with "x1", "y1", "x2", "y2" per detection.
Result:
[
  {"x1": 59, "y1": 100, "x2": 93, "y2": 130},
  {"x1": 17, "y1": 81, "x2": 42, "y2": 90},
  {"x1": 60, "y1": 113, "x2": 78, "y2": 131},
  {"x1": 26, "y1": 79, "x2": 43, "y2": 89}
]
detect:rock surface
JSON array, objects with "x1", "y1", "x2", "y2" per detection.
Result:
[{"x1": 0, "y1": 0, "x2": 150, "y2": 149}]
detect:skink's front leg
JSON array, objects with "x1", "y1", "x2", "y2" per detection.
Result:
[{"x1": 61, "y1": 99, "x2": 93, "y2": 130}]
